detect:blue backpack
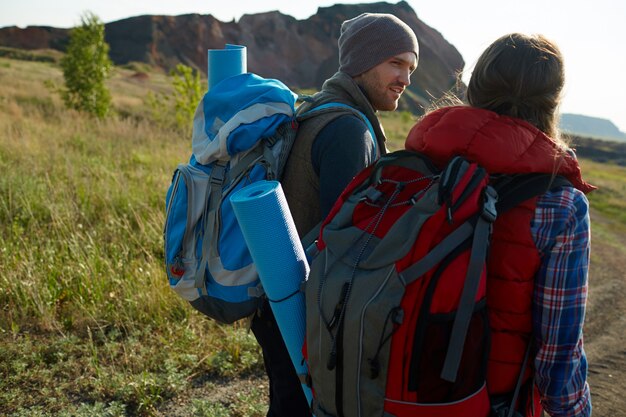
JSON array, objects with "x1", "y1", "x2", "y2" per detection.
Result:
[{"x1": 164, "y1": 73, "x2": 375, "y2": 324}]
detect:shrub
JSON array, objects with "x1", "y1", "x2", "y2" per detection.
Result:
[
  {"x1": 60, "y1": 12, "x2": 112, "y2": 118},
  {"x1": 171, "y1": 64, "x2": 203, "y2": 132}
]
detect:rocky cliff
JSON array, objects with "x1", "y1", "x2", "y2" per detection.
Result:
[{"x1": 0, "y1": 1, "x2": 464, "y2": 113}]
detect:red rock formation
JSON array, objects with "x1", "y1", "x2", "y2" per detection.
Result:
[
  {"x1": 0, "y1": 25, "x2": 68, "y2": 50},
  {"x1": 0, "y1": 1, "x2": 464, "y2": 113}
]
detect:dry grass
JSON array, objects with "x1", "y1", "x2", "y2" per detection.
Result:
[{"x1": 0, "y1": 57, "x2": 264, "y2": 417}]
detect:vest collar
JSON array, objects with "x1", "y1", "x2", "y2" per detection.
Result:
[{"x1": 406, "y1": 106, "x2": 595, "y2": 193}]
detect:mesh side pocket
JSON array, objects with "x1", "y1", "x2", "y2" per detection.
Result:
[{"x1": 411, "y1": 306, "x2": 489, "y2": 403}]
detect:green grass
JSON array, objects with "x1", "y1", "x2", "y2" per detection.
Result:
[
  {"x1": 378, "y1": 110, "x2": 418, "y2": 150},
  {"x1": 0, "y1": 57, "x2": 263, "y2": 416},
  {"x1": 579, "y1": 159, "x2": 626, "y2": 249}
]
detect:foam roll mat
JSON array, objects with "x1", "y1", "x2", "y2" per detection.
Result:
[
  {"x1": 230, "y1": 180, "x2": 314, "y2": 406},
  {"x1": 207, "y1": 44, "x2": 247, "y2": 91}
]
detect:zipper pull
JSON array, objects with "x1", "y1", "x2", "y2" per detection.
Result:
[
  {"x1": 369, "y1": 357, "x2": 380, "y2": 379},
  {"x1": 327, "y1": 348, "x2": 337, "y2": 370},
  {"x1": 326, "y1": 283, "x2": 349, "y2": 331}
]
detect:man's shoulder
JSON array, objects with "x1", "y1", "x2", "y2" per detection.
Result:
[
  {"x1": 296, "y1": 106, "x2": 364, "y2": 140},
  {"x1": 298, "y1": 99, "x2": 371, "y2": 136},
  {"x1": 313, "y1": 113, "x2": 373, "y2": 161},
  {"x1": 318, "y1": 113, "x2": 369, "y2": 138}
]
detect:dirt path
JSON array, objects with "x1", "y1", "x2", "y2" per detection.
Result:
[
  {"x1": 159, "y1": 210, "x2": 625, "y2": 416},
  {"x1": 583, "y1": 210, "x2": 626, "y2": 416}
]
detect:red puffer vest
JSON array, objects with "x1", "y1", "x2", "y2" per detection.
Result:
[{"x1": 405, "y1": 106, "x2": 594, "y2": 414}]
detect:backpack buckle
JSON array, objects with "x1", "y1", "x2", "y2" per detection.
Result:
[
  {"x1": 210, "y1": 162, "x2": 227, "y2": 187},
  {"x1": 363, "y1": 186, "x2": 384, "y2": 203},
  {"x1": 482, "y1": 186, "x2": 498, "y2": 222}
]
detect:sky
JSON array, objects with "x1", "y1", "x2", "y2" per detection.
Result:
[{"x1": 1, "y1": 0, "x2": 625, "y2": 132}]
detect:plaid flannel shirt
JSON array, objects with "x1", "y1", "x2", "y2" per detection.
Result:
[{"x1": 531, "y1": 186, "x2": 592, "y2": 417}]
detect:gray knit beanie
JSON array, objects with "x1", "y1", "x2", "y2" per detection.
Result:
[{"x1": 338, "y1": 13, "x2": 419, "y2": 76}]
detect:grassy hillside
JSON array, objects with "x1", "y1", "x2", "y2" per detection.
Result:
[
  {"x1": 0, "y1": 58, "x2": 264, "y2": 417},
  {"x1": 1, "y1": 57, "x2": 624, "y2": 416}
]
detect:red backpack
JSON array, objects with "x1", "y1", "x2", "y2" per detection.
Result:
[{"x1": 304, "y1": 150, "x2": 565, "y2": 417}]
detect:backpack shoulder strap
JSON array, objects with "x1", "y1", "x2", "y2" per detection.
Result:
[
  {"x1": 494, "y1": 174, "x2": 573, "y2": 214},
  {"x1": 297, "y1": 101, "x2": 378, "y2": 157}
]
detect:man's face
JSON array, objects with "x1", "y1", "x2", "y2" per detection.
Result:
[{"x1": 354, "y1": 52, "x2": 417, "y2": 111}]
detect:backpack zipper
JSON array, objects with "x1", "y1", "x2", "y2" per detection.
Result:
[
  {"x1": 323, "y1": 180, "x2": 403, "y2": 416},
  {"x1": 163, "y1": 169, "x2": 183, "y2": 257},
  {"x1": 356, "y1": 265, "x2": 397, "y2": 417}
]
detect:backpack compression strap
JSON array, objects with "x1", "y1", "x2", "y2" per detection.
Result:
[
  {"x1": 194, "y1": 149, "x2": 267, "y2": 292},
  {"x1": 441, "y1": 174, "x2": 572, "y2": 382},
  {"x1": 440, "y1": 185, "x2": 498, "y2": 382},
  {"x1": 399, "y1": 174, "x2": 573, "y2": 384},
  {"x1": 397, "y1": 186, "x2": 498, "y2": 384}
]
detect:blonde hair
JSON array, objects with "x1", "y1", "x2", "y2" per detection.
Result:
[{"x1": 467, "y1": 33, "x2": 566, "y2": 146}]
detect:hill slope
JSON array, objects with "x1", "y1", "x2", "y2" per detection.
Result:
[{"x1": 561, "y1": 113, "x2": 626, "y2": 142}]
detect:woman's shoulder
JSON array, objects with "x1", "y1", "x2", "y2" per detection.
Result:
[
  {"x1": 536, "y1": 185, "x2": 589, "y2": 213},
  {"x1": 532, "y1": 185, "x2": 590, "y2": 253}
]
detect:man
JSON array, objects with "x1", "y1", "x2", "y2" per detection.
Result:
[
  {"x1": 250, "y1": 13, "x2": 419, "y2": 417},
  {"x1": 283, "y1": 13, "x2": 418, "y2": 239}
]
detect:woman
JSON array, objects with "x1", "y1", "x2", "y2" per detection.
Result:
[{"x1": 405, "y1": 33, "x2": 593, "y2": 417}]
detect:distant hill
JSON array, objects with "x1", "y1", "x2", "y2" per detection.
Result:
[
  {"x1": 561, "y1": 113, "x2": 626, "y2": 143},
  {"x1": 0, "y1": 1, "x2": 463, "y2": 114}
]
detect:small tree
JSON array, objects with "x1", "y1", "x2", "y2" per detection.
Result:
[
  {"x1": 171, "y1": 64, "x2": 203, "y2": 131},
  {"x1": 60, "y1": 12, "x2": 112, "y2": 118}
]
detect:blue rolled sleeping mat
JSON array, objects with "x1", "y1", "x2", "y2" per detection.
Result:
[
  {"x1": 230, "y1": 180, "x2": 314, "y2": 406},
  {"x1": 207, "y1": 44, "x2": 247, "y2": 90}
]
